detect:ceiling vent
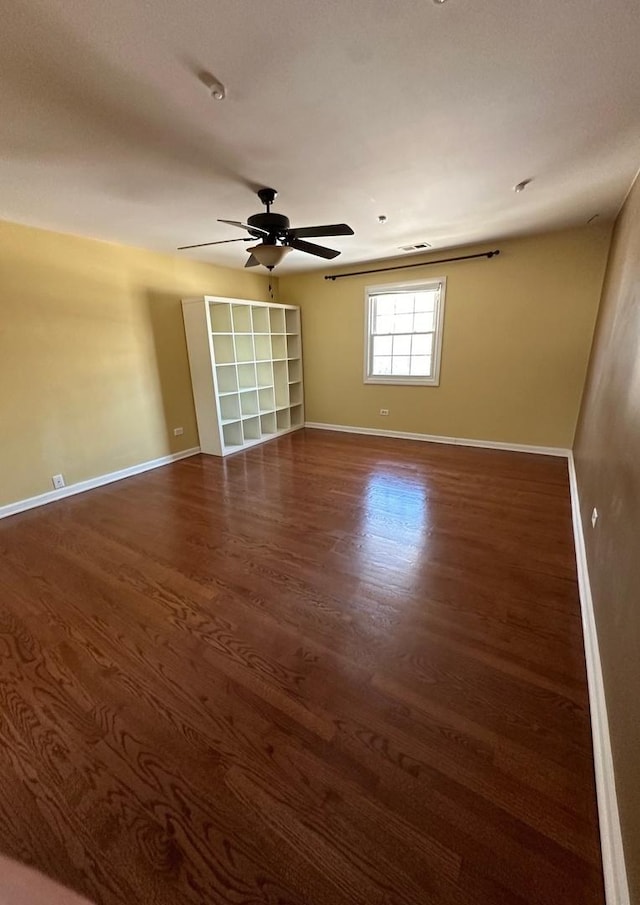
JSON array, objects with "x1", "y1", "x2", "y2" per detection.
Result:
[{"x1": 399, "y1": 242, "x2": 432, "y2": 252}]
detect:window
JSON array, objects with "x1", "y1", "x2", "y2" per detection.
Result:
[{"x1": 364, "y1": 279, "x2": 446, "y2": 386}]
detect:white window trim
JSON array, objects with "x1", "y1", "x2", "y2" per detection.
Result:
[{"x1": 363, "y1": 277, "x2": 447, "y2": 387}]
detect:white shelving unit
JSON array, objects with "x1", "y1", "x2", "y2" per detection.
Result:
[{"x1": 181, "y1": 296, "x2": 304, "y2": 456}]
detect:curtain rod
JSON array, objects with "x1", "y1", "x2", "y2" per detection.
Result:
[{"x1": 324, "y1": 249, "x2": 500, "y2": 281}]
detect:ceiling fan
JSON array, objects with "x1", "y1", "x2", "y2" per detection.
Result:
[{"x1": 178, "y1": 188, "x2": 354, "y2": 270}]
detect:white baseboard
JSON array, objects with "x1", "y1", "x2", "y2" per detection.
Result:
[
  {"x1": 0, "y1": 447, "x2": 201, "y2": 520},
  {"x1": 568, "y1": 453, "x2": 630, "y2": 905},
  {"x1": 304, "y1": 421, "x2": 570, "y2": 458}
]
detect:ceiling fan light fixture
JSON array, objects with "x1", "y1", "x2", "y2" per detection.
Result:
[{"x1": 248, "y1": 244, "x2": 292, "y2": 270}]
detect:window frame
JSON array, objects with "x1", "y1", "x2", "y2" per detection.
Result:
[{"x1": 363, "y1": 277, "x2": 447, "y2": 387}]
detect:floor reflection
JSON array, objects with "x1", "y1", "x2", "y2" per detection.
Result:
[{"x1": 356, "y1": 470, "x2": 429, "y2": 579}]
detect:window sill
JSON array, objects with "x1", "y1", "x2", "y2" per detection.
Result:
[{"x1": 364, "y1": 376, "x2": 440, "y2": 387}]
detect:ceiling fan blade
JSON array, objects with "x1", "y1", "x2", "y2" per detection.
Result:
[
  {"x1": 286, "y1": 223, "x2": 354, "y2": 239},
  {"x1": 217, "y1": 219, "x2": 270, "y2": 237},
  {"x1": 288, "y1": 238, "x2": 341, "y2": 259},
  {"x1": 177, "y1": 237, "x2": 252, "y2": 250},
  {"x1": 244, "y1": 254, "x2": 260, "y2": 268}
]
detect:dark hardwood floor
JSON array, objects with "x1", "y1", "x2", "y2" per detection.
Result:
[{"x1": 0, "y1": 429, "x2": 602, "y2": 904}]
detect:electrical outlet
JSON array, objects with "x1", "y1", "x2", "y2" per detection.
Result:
[
  {"x1": 173, "y1": 427, "x2": 184, "y2": 436},
  {"x1": 52, "y1": 474, "x2": 65, "y2": 490},
  {"x1": 591, "y1": 507, "x2": 598, "y2": 528},
  {"x1": 379, "y1": 408, "x2": 389, "y2": 416}
]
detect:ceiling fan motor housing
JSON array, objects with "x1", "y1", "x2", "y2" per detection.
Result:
[{"x1": 247, "y1": 212, "x2": 290, "y2": 241}]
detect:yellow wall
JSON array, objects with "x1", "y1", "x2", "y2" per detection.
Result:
[
  {"x1": 278, "y1": 226, "x2": 611, "y2": 448},
  {"x1": 0, "y1": 219, "x2": 272, "y2": 507},
  {"x1": 0, "y1": 219, "x2": 613, "y2": 510}
]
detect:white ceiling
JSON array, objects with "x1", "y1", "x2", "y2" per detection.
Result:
[{"x1": 2, "y1": 0, "x2": 639, "y2": 273}]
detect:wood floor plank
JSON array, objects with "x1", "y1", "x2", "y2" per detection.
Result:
[{"x1": 0, "y1": 430, "x2": 603, "y2": 904}]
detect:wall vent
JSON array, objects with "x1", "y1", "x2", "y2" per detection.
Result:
[{"x1": 399, "y1": 242, "x2": 432, "y2": 252}]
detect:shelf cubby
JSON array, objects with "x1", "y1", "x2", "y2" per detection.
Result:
[
  {"x1": 258, "y1": 387, "x2": 275, "y2": 413},
  {"x1": 269, "y1": 307, "x2": 286, "y2": 333},
  {"x1": 286, "y1": 334, "x2": 301, "y2": 359},
  {"x1": 289, "y1": 382, "x2": 303, "y2": 406},
  {"x1": 182, "y1": 297, "x2": 304, "y2": 456},
  {"x1": 254, "y1": 334, "x2": 272, "y2": 361},
  {"x1": 234, "y1": 334, "x2": 255, "y2": 362},
  {"x1": 213, "y1": 334, "x2": 235, "y2": 364},
  {"x1": 240, "y1": 389, "x2": 259, "y2": 416},
  {"x1": 252, "y1": 306, "x2": 270, "y2": 333},
  {"x1": 219, "y1": 393, "x2": 241, "y2": 422},
  {"x1": 273, "y1": 361, "x2": 289, "y2": 408},
  {"x1": 260, "y1": 412, "x2": 277, "y2": 434},
  {"x1": 256, "y1": 361, "x2": 273, "y2": 387},
  {"x1": 216, "y1": 364, "x2": 238, "y2": 394},
  {"x1": 222, "y1": 421, "x2": 243, "y2": 448},
  {"x1": 232, "y1": 305, "x2": 253, "y2": 333},
  {"x1": 237, "y1": 363, "x2": 257, "y2": 390},
  {"x1": 287, "y1": 359, "x2": 302, "y2": 383},
  {"x1": 285, "y1": 308, "x2": 299, "y2": 333},
  {"x1": 242, "y1": 416, "x2": 261, "y2": 442},
  {"x1": 210, "y1": 302, "x2": 232, "y2": 333},
  {"x1": 271, "y1": 334, "x2": 287, "y2": 359}
]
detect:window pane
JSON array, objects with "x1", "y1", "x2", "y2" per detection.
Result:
[
  {"x1": 373, "y1": 335, "x2": 392, "y2": 356},
  {"x1": 374, "y1": 297, "x2": 394, "y2": 317},
  {"x1": 394, "y1": 296, "x2": 414, "y2": 314},
  {"x1": 374, "y1": 314, "x2": 394, "y2": 334},
  {"x1": 410, "y1": 356, "x2": 431, "y2": 376},
  {"x1": 380, "y1": 293, "x2": 405, "y2": 311},
  {"x1": 414, "y1": 311, "x2": 435, "y2": 332},
  {"x1": 392, "y1": 313, "x2": 413, "y2": 333},
  {"x1": 392, "y1": 356, "x2": 410, "y2": 375},
  {"x1": 372, "y1": 356, "x2": 392, "y2": 375},
  {"x1": 393, "y1": 334, "x2": 411, "y2": 356},
  {"x1": 411, "y1": 333, "x2": 433, "y2": 356},
  {"x1": 414, "y1": 290, "x2": 438, "y2": 312}
]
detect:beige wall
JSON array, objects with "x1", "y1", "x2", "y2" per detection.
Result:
[
  {"x1": 279, "y1": 226, "x2": 611, "y2": 449},
  {"x1": 0, "y1": 219, "x2": 614, "y2": 510},
  {"x1": 574, "y1": 174, "x2": 640, "y2": 904},
  {"x1": 0, "y1": 219, "x2": 271, "y2": 507}
]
